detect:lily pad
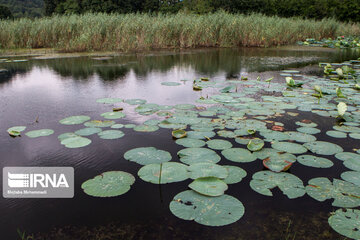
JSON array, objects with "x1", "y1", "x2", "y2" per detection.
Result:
[
  {"x1": 7, "y1": 126, "x2": 26, "y2": 137},
  {"x1": 297, "y1": 155, "x2": 333, "y2": 168},
  {"x1": 124, "y1": 147, "x2": 172, "y2": 165},
  {"x1": 172, "y1": 129, "x2": 187, "y2": 139},
  {"x1": 306, "y1": 177, "x2": 360, "y2": 208},
  {"x1": 247, "y1": 138, "x2": 264, "y2": 151},
  {"x1": 326, "y1": 130, "x2": 347, "y2": 138},
  {"x1": 138, "y1": 162, "x2": 188, "y2": 184},
  {"x1": 178, "y1": 148, "x2": 220, "y2": 165},
  {"x1": 250, "y1": 171, "x2": 305, "y2": 199},
  {"x1": 74, "y1": 127, "x2": 102, "y2": 136},
  {"x1": 223, "y1": 166, "x2": 247, "y2": 184},
  {"x1": 286, "y1": 131, "x2": 317, "y2": 143},
  {"x1": 206, "y1": 139, "x2": 233, "y2": 150},
  {"x1": 189, "y1": 177, "x2": 228, "y2": 197},
  {"x1": 296, "y1": 127, "x2": 321, "y2": 135},
  {"x1": 60, "y1": 115, "x2": 91, "y2": 125},
  {"x1": 84, "y1": 120, "x2": 115, "y2": 128},
  {"x1": 221, "y1": 148, "x2": 257, "y2": 163},
  {"x1": 263, "y1": 152, "x2": 296, "y2": 172},
  {"x1": 98, "y1": 130, "x2": 125, "y2": 140},
  {"x1": 341, "y1": 171, "x2": 360, "y2": 187},
  {"x1": 174, "y1": 104, "x2": 196, "y2": 110},
  {"x1": 187, "y1": 131, "x2": 216, "y2": 140},
  {"x1": 187, "y1": 162, "x2": 228, "y2": 179},
  {"x1": 81, "y1": 171, "x2": 135, "y2": 197},
  {"x1": 303, "y1": 141, "x2": 343, "y2": 155},
  {"x1": 175, "y1": 138, "x2": 205, "y2": 148},
  {"x1": 134, "y1": 125, "x2": 159, "y2": 132},
  {"x1": 60, "y1": 136, "x2": 91, "y2": 148},
  {"x1": 111, "y1": 124, "x2": 124, "y2": 129},
  {"x1": 328, "y1": 208, "x2": 360, "y2": 240},
  {"x1": 272, "y1": 142, "x2": 307, "y2": 154},
  {"x1": 101, "y1": 112, "x2": 126, "y2": 119},
  {"x1": 25, "y1": 129, "x2": 54, "y2": 138},
  {"x1": 169, "y1": 190, "x2": 245, "y2": 226},
  {"x1": 161, "y1": 82, "x2": 181, "y2": 86},
  {"x1": 124, "y1": 99, "x2": 147, "y2": 105}
]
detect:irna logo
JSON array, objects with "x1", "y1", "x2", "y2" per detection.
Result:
[{"x1": 8, "y1": 172, "x2": 69, "y2": 188}]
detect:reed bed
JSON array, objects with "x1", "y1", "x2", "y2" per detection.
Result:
[{"x1": 0, "y1": 12, "x2": 359, "y2": 52}]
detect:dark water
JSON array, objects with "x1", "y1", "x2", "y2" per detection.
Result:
[{"x1": 0, "y1": 47, "x2": 359, "y2": 240}]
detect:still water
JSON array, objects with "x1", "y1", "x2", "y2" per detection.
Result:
[{"x1": 0, "y1": 47, "x2": 359, "y2": 240}]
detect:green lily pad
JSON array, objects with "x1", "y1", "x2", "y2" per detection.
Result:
[
  {"x1": 175, "y1": 104, "x2": 196, "y2": 110},
  {"x1": 84, "y1": 120, "x2": 115, "y2": 128},
  {"x1": 161, "y1": 82, "x2": 181, "y2": 86},
  {"x1": 175, "y1": 138, "x2": 206, "y2": 148},
  {"x1": 178, "y1": 148, "x2": 220, "y2": 165},
  {"x1": 60, "y1": 115, "x2": 91, "y2": 125},
  {"x1": 101, "y1": 112, "x2": 126, "y2": 119},
  {"x1": 295, "y1": 121, "x2": 318, "y2": 128},
  {"x1": 189, "y1": 177, "x2": 228, "y2": 197},
  {"x1": 124, "y1": 99, "x2": 147, "y2": 105},
  {"x1": 306, "y1": 177, "x2": 360, "y2": 208},
  {"x1": 25, "y1": 129, "x2": 54, "y2": 138},
  {"x1": 124, "y1": 147, "x2": 172, "y2": 165},
  {"x1": 187, "y1": 162, "x2": 228, "y2": 179},
  {"x1": 247, "y1": 138, "x2": 264, "y2": 151},
  {"x1": 296, "y1": 127, "x2": 321, "y2": 135},
  {"x1": 138, "y1": 162, "x2": 188, "y2": 184},
  {"x1": 58, "y1": 132, "x2": 78, "y2": 141},
  {"x1": 111, "y1": 124, "x2": 124, "y2": 129},
  {"x1": 187, "y1": 131, "x2": 216, "y2": 140},
  {"x1": 297, "y1": 155, "x2": 333, "y2": 168},
  {"x1": 169, "y1": 190, "x2": 245, "y2": 226},
  {"x1": 7, "y1": 126, "x2": 26, "y2": 137},
  {"x1": 263, "y1": 152, "x2": 296, "y2": 172},
  {"x1": 349, "y1": 133, "x2": 360, "y2": 139},
  {"x1": 303, "y1": 141, "x2": 343, "y2": 155},
  {"x1": 206, "y1": 139, "x2": 233, "y2": 150},
  {"x1": 328, "y1": 208, "x2": 360, "y2": 240},
  {"x1": 96, "y1": 98, "x2": 123, "y2": 104},
  {"x1": 221, "y1": 148, "x2": 257, "y2": 163},
  {"x1": 335, "y1": 152, "x2": 360, "y2": 162},
  {"x1": 218, "y1": 130, "x2": 237, "y2": 138},
  {"x1": 272, "y1": 141, "x2": 307, "y2": 154},
  {"x1": 341, "y1": 171, "x2": 360, "y2": 187},
  {"x1": 60, "y1": 136, "x2": 91, "y2": 148},
  {"x1": 81, "y1": 171, "x2": 135, "y2": 197},
  {"x1": 286, "y1": 131, "x2": 317, "y2": 143},
  {"x1": 343, "y1": 158, "x2": 360, "y2": 172},
  {"x1": 326, "y1": 130, "x2": 347, "y2": 138},
  {"x1": 260, "y1": 131, "x2": 290, "y2": 141},
  {"x1": 134, "y1": 125, "x2": 159, "y2": 132},
  {"x1": 223, "y1": 166, "x2": 247, "y2": 184},
  {"x1": 172, "y1": 129, "x2": 187, "y2": 139},
  {"x1": 250, "y1": 171, "x2": 305, "y2": 199},
  {"x1": 74, "y1": 127, "x2": 102, "y2": 136},
  {"x1": 124, "y1": 124, "x2": 136, "y2": 128},
  {"x1": 98, "y1": 130, "x2": 125, "y2": 140}
]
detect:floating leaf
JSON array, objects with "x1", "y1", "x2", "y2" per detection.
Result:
[
  {"x1": 221, "y1": 148, "x2": 257, "y2": 163},
  {"x1": 272, "y1": 141, "x2": 307, "y2": 154},
  {"x1": 169, "y1": 190, "x2": 245, "y2": 226},
  {"x1": 124, "y1": 147, "x2": 172, "y2": 165},
  {"x1": 161, "y1": 82, "x2": 181, "y2": 86},
  {"x1": 172, "y1": 129, "x2": 187, "y2": 139},
  {"x1": 223, "y1": 166, "x2": 247, "y2": 184},
  {"x1": 60, "y1": 115, "x2": 91, "y2": 125},
  {"x1": 60, "y1": 136, "x2": 91, "y2": 148},
  {"x1": 138, "y1": 162, "x2": 188, "y2": 184},
  {"x1": 303, "y1": 141, "x2": 343, "y2": 155},
  {"x1": 7, "y1": 126, "x2": 26, "y2": 137},
  {"x1": 81, "y1": 171, "x2": 135, "y2": 197},
  {"x1": 25, "y1": 129, "x2": 54, "y2": 138},
  {"x1": 306, "y1": 177, "x2": 360, "y2": 207},
  {"x1": 175, "y1": 138, "x2": 205, "y2": 148},
  {"x1": 178, "y1": 148, "x2": 220, "y2": 165},
  {"x1": 187, "y1": 162, "x2": 228, "y2": 179},
  {"x1": 84, "y1": 120, "x2": 115, "y2": 128},
  {"x1": 297, "y1": 155, "x2": 333, "y2": 168},
  {"x1": 206, "y1": 139, "x2": 232, "y2": 150},
  {"x1": 174, "y1": 104, "x2": 195, "y2": 110},
  {"x1": 247, "y1": 138, "x2": 264, "y2": 151},
  {"x1": 328, "y1": 208, "x2": 360, "y2": 240},
  {"x1": 296, "y1": 127, "x2": 320, "y2": 135},
  {"x1": 111, "y1": 124, "x2": 124, "y2": 129},
  {"x1": 101, "y1": 112, "x2": 126, "y2": 120},
  {"x1": 124, "y1": 99, "x2": 147, "y2": 105},
  {"x1": 326, "y1": 130, "x2": 347, "y2": 138},
  {"x1": 263, "y1": 152, "x2": 296, "y2": 172},
  {"x1": 98, "y1": 130, "x2": 124, "y2": 140},
  {"x1": 250, "y1": 171, "x2": 305, "y2": 199},
  {"x1": 341, "y1": 171, "x2": 360, "y2": 187},
  {"x1": 189, "y1": 177, "x2": 228, "y2": 197},
  {"x1": 187, "y1": 131, "x2": 216, "y2": 140},
  {"x1": 74, "y1": 127, "x2": 102, "y2": 136},
  {"x1": 134, "y1": 125, "x2": 159, "y2": 132}
]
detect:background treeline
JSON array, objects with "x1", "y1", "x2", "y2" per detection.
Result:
[
  {"x1": 0, "y1": 0, "x2": 44, "y2": 18},
  {"x1": 44, "y1": 0, "x2": 360, "y2": 22}
]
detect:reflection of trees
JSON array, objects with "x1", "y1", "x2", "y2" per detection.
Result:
[{"x1": 0, "y1": 48, "x2": 359, "y2": 85}]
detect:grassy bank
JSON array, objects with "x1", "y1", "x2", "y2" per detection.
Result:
[{"x1": 0, "y1": 12, "x2": 359, "y2": 52}]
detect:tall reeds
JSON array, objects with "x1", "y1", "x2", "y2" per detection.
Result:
[{"x1": 0, "y1": 12, "x2": 359, "y2": 52}]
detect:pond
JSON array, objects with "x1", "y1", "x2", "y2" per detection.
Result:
[{"x1": 0, "y1": 47, "x2": 360, "y2": 240}]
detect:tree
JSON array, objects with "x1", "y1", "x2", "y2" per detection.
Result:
[{"x1": 0, "y1": 5, "x2": 12, "y2": 19}]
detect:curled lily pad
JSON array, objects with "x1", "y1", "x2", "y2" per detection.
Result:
[
  {"x1": 178, "y1": 148, "x2": 220, "y2": 165},
  {"x1": 223, "y1": 166, "x2": 247, "y2": 184},
  {"x1": 247, "y1": 138, "x2": 264, "y2": 151},
  {"x1": 272, "y1": 141, "x2": 307, "y2": 154},
  {"x1": 172, "y1": 129, "x2": 187, "y2": 139},
  {"x1": 250, "y1": 171, "x2": 305, "y2": 199},
  {"x1": 84, "y1": 120, "x2": 115, "y2": 128},
  {"x1": 7, "y1": 126, "x2": 26, "y2": 137},
  {"x1": 98, "y1": 130, "x2": 124, "y2": 140},
  {"x1": 161, "y1": 82, "x2": 181, "y2": 86},
  {"x1": 187, "y1": 162, "x2": 228, "y2": 179},
  {"x1": 306, "y1": 177, "x2": 360, "y2": 208},
  {"x1": 263, "y1": 152, "x2": 296, "y2": 172},
  {"x1": 138, "y1": 162, "x2": 188, "y2": 184},
  {"x1": 134, "y1": 125, "x2": 159, "y2": 132},
  {"x1": 60, "y1": 115, "x2": 91, "y2": 125},
  {"x1": 297, "y1": 155, "x2": 333, "y2": 168},
  {"x1": 61, "y1": 136, "x2": 91, "y2": 148},
  {"x1": 169, "y1": 190, "x2": 245, "y2": 226},
  {"x1": 81, "y1": 171, "x2": 135, "y2": 197},
  {"x1": 303, "y1": 141, "x2": 343, "y2": 155},
  {"x1": 175, "y1": 138, "x2": 205, "y2": 148},
  {"x1": 101, "y1": 112, "x2": 126, "y2": 120},
  {"x1": 341, "y1": 171, "x2": 360, "y2": 187},
  {"x1": 189, "y1": 177, "x2": 228, "y2": 197},
  {"x1": 221, "y1": 148, "x2": 257, "y2": 163},
  {"x1": 206, "y1": 139, "x2": 232, "y2": 150},
  {"x1": 25, "y1": 129, "x2": 54, "y2": 138},
  {"x1": 124, "y1": 147, "x2": 172, "y2": 165},
  {"x1": 328, "y1": 208, "x2": 360, "y2": 240},
  {"x1": 74, "y1": 127, "x2": 102, "y2": 136},
  {"x1": 96, "y1": 98, "x2": 123, "y2": 104}
]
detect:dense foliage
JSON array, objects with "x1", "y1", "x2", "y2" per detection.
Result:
[
  {"x1": 42, "y1": 0, "x2": 360, "y2": 22},
  {"x1": 0, "y1": 5, "x2": 12, "y2": 19},
  {"x1": 0, "y1": 0, "x2": 44, "y2": 18}
]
